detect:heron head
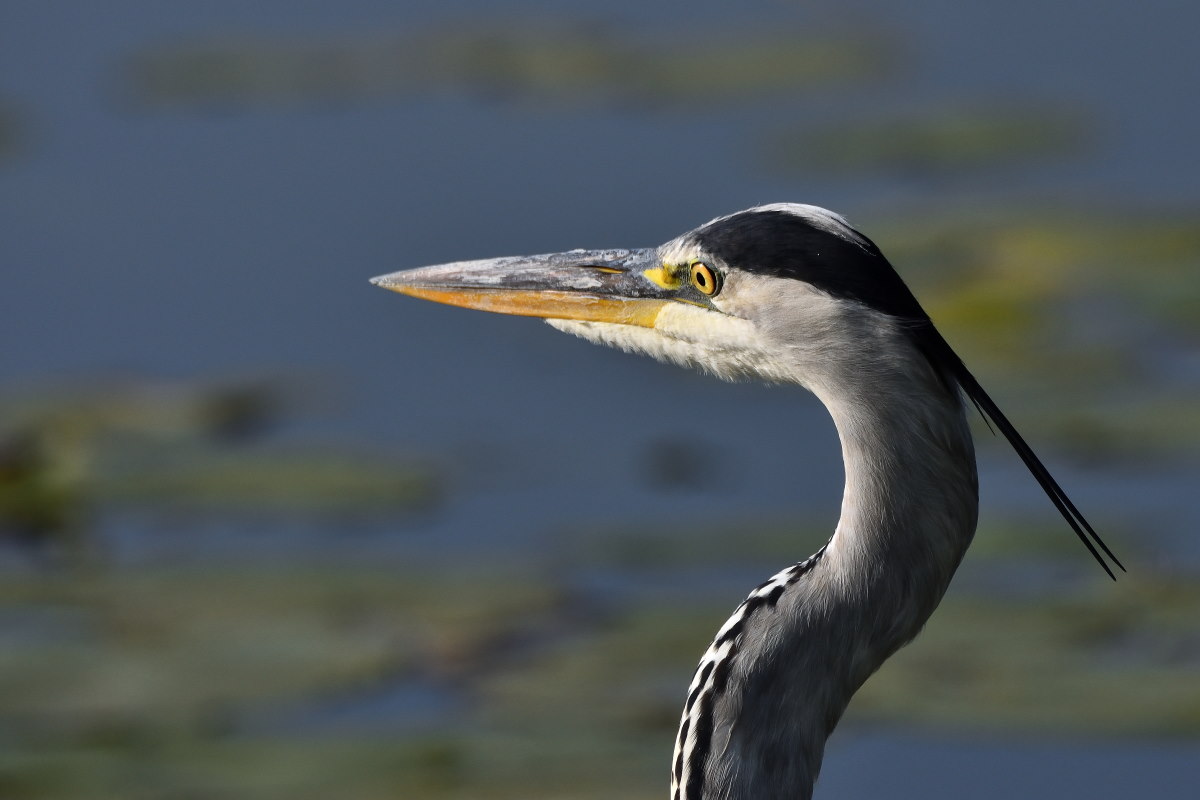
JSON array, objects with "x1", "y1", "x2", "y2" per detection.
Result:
[{"x1": 371, "y1": 204, "x2": 942, "y2": 389}]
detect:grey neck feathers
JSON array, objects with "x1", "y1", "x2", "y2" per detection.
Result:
[{"x1": 673, "y1": 354, "x2": 978, "y2": 800}]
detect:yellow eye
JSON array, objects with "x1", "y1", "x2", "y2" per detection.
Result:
[{"x1": 690, "y1": 262, "x2": 720, "y2": 296}]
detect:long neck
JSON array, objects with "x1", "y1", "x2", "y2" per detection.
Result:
[{"x1": 671, "y1": 375, "x2": 978, "y2": 800}]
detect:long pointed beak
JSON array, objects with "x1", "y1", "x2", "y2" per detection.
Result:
[{"x1": 370, "y1": 248, "x2": 675, "y2": 328}]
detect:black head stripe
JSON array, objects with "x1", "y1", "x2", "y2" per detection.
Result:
[
  {"x1": 693, "y1": 209, "x2": 930, "y2": 324},
  {"x1": 695, "y1": 208, "x2": 965, "y2": 397}
]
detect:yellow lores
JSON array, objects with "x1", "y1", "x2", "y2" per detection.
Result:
[{"x1": 643, "y1": 264, "x2": 685, "y2": 290}]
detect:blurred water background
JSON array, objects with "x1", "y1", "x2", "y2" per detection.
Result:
[{"x1": 2, "y1": 1, "x2": 1198, "y2": 798}]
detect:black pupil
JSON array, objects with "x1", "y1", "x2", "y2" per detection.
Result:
[{"x1": 696, "y1": 269, "x2": 707, "y2": 287}]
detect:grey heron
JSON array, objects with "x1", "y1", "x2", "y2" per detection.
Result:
[{"x1": 371, "y1": 203, "x2": 1123, "y2": 800}]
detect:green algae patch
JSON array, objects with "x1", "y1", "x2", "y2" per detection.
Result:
[
  {"x1": 0, "y1": 381, "x2": 442, "y2": 558},
  {"x1": 769, "y1": 106, "x2": 1087, "y2": 177},
  {"x1": 0, "y1": 566, "x2": 560, "y2": 729},
  {"x1": 0, "y1": 562, "x2": 655, "y2": 799},
  {"x1": 851, "y1": 570, "x2": 1200, "y2": 735},
  {"x1": 124, "y1": 23, "x2": 892, "y2": 111},
  {"x1": 564, "y1": 514, "x2": 832, "y2": 570},
  {"x1": 95, "y1": 447, "x2": 440, "y2": 512},
  {"x1": 872, "y1": 209, "x2": 1200, "y2": 457},
  {"x1": 881, "y1": 210, "x2": 1200, "y2": 352}
]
